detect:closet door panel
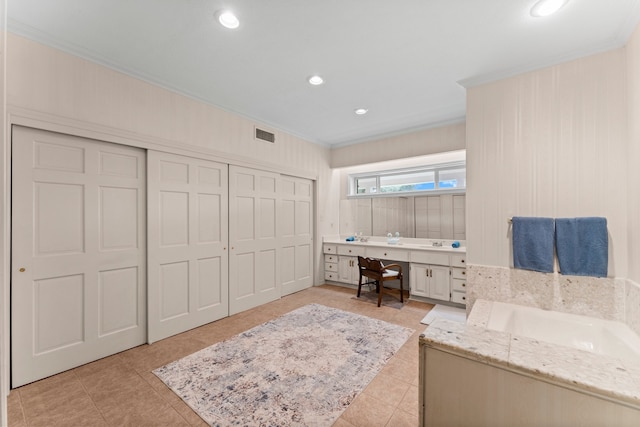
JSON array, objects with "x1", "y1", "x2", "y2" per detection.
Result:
[
  {"x1": 148, "y1": 151, "x2": 228, "y2": 343},
  {"x1": 12, "y1": 126, "x2": 146, "y2": 387},
  {"x1": 280, "y1": 176, "x2": 314, "y2": 296},
  {"x1": 229, "y1": 166, "x2": 281, "y2": 313}
]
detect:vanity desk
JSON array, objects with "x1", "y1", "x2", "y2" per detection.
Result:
[{"x1": 322, "y1": 236, "x2": 467, "y2": 306}]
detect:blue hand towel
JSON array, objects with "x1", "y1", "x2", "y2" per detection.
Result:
[
  {"x1": 555, "y1": 217, "x2": 608, "y2": 277},
  {"x1": 512, "y1": 217, "x2": 555, "y2": 273}
]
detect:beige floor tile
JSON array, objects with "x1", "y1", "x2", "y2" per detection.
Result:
[
  {"x1": 386, "y1": 407, "x2": 419, "y2": 427},
  {"x1": 96, "y1": 382, "x2": 186, "y2": 426},
  {"x1": 22, "y1": 385, "x2": 105, "y2": 426},
  {"x1": 332, "y1": 416, "x2": 357, "y2": 427},
  {"x1": 7, "y1": 391, "x2": 25, "y2": 427},
  {"x1": 8, "y1": 285, "x2": 425, "y2": 427},
  {"x1": 380, "y1": 350, "x2": 419, "y2": 385},
  {"x1": 340, "y1": 392, "x2": 396, "y2": 427},
  {"x1": 362, "y1": 372, "x2": 411, "y2": 409},
  {"x1": 16, "y1": 370, "x2": 79, "y2": 403},
  {"x1": 170, "y1": 400, "x2": 209, "y2": 427},
  {"x1": 399, "y1": 384, "x2": 419, "y2": 416}
]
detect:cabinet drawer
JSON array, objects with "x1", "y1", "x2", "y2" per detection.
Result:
[
  {"x1": 452, "y1": 267, "x2": 466, "y2": 279},
  {"x1": 365, "y1": 247, "x2": 409, "y2": 262},
  {"x1": 324, "y1": 262, "x2": 338, "y2": 272},
  {"x1": 451, "y1": 254, "x2": 466, "y2": 268},
  {"x1": 323, "y1": 244, "x2": 337, "y2": 254},
  {"x1": 324, "y1": 271, "x2": 338, "y2": 281},
  {"x1": 451, "y1": 291, "x2": 467, "y2": 305},
  {"x1": 451, "y1": 278, "x2": 467, "y2": 292},
  {"x1": 337, "y1": 245, "x2": 365, "y2": 256},
  {"x1": 410, "y1": 251, "x2": 450, "y2": 266},
  {"x1": 324, "y1": 254, "x2": 337, "y2": 263}
]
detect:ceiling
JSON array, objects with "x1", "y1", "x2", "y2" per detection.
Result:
[{"x1": 7, "y1": 1, "x2": 640, "y2": 147}]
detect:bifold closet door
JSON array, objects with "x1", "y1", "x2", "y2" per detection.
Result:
[
  {"x1": 229, "y1": 166, "x2": 281, "y2": 314},
  {"x1": 147, "y1": 151, "x2": 229, "y2": 343},
  {"x1": 11, "y1": 126, "x2": 146, "y2": 387},
  {"x1": 280, "y1": 175, "x2": 313, "y2": 296}
]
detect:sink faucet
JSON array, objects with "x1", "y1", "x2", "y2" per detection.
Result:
[{"x1": 432, "y1": 241, "x2": 443, "y2": 247}]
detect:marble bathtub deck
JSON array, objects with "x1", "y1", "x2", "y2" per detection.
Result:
[{"x1": 420, "y1": 299, "x2": 640, "y2": 408}]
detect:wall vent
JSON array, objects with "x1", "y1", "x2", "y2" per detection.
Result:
[{"x1": 255, "y1": 127, "x2": 275, "y2": 143}]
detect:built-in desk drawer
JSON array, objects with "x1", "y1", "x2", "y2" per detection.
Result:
[
  {"x1": 337, "y1": 245, "x2": 365, "y2": 257},
  {"x1": 410, "y1": 251, "x2": 450, "y2": 266},
  {"x1": 324, "y1": 254, "x2": 337, "y2": 263},
  {"x1": 452, "y1": 267, "x2": 466, "y2": 279},
  {"x1": 365, "y1": 247, "x2": 409, "y2": 262},
  {"x1": 324, "y1": 271, "x2": 337, "y2": 281},
  {"x1": 324, "y1": 262, "x2": 338, "y2": 272},
  {"x1": 451, "y1": 254, "x2": 466, "y2": 268},
  {"x1": 452, "y1": 278, "x2": 467, "y2": 292},
  {"x1": 451, "y1": 291, "x2": 467, "y2": 305},
  {"x1": 323, "y1": 244, "x2": 337, "y2": 254}
]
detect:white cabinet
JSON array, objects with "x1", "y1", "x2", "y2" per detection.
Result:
[
  {"x1": 337, "y1": 245, "x2": 364, "y2": 285},
  {"x1": 338, "y1": 256, "x2": 359, "y2": 284},
  {"x1": 324, "y1": 253, "x2": 338, "y2": 281},
  {"x1": 410, "y1": 263, "x2": 450, "y2": 300},
  {"x1": 323, "y1": 243, "x2": 364, "y2": 285},
  {"x1": 450, "y1": 254, "x2": 467, "y2": 304},
  {"x1": 322, "y1": 240, "x2": 467, "y2": 306}
]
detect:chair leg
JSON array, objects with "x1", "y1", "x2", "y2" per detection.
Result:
[
  {"x1": 357, "y1": 274, "x2": 363, "y2": 298},
  {"x1": 377, "y1": 285, "x2": 383, "y2": 307},
  {"x1": 399, "y1": 276, "x2": 404, "y2": 303}
]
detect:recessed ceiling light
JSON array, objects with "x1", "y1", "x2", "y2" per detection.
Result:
[
  {"x1": 216, "y1": 10, "x2": 240, "y2": 29},
  {"x1": 308, "y1": 75, "x2": 324, "y2": 85},
  {"x1": 530, "y1": 0, "x2": 569, "y2": 17},
  {"x1": 354, "y1": 108, "x2": 369, "y2": 115}
]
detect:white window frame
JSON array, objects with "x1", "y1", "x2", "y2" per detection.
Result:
[{"x1": 348, "y1": 161, "x2": 466, "y2": 198}]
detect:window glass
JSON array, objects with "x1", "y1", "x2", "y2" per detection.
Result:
[
  {"x1": 356, "y1": 177, "x2": 377, "y2": 194},
  {"x1": 379, "y1": 171, "x2": 435, "y2": 193},
  {"x1": 438, "y1": 168, "x2": 466, "y2": 189},
  {"x1": 350, "y1": 162, "x2": 465, "y2": 196}
]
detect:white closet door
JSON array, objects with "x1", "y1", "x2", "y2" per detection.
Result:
[
  {"x1": 11, "y1": 126, "x2": 146, "y2": 387},
  {"x1": 280, "y1": 176, "x2": 313, "y2": 296},
  {"x1": 147, "y1": 151, "x2": 228, "y2": 343},
  {"x1": 229, "y1": 166, "x2": 281, "y2": 314}
]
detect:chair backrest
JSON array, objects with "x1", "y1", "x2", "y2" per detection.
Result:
[{"x1": 358, "y1": 256, "x2": 384, "y2": 278}]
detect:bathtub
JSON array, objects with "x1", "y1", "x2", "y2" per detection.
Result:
[{"x1": 486, "y1": 301, "x2": 640, "y2": 362}]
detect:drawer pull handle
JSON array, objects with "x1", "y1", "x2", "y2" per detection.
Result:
[
  {"x1": 462, "y1": 283, "x2": 466, "y2": 287},
  {"x1": 461, "y1": 259, "x2": 465, "y2": 263},
  {"x1": 462, "y1": 271, "x2": 466, "y2": 275},
  {"x1": 462, "y1": 296, "x2": 466, "y2": 301},
  {"x1": 384, "y1": 252, "x2": 387, "y2": 256}
]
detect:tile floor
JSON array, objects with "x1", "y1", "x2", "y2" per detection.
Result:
[{"x1": 8, "y1": 284, "x2": 433, "y2": 426}]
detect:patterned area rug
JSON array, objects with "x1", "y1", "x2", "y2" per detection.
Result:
[{"x1": 154, "y1": 304, "x2": 414, "y2": 426}]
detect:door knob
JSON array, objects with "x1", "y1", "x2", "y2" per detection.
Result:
[{"x1": 19, "y1": 268, "x2": 25, "y2": 272}]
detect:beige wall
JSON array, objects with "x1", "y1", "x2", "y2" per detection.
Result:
[
  {"x1": 466, "y1": 48, "x2": 628, "y2": 278},
  {"x1": 330, "y1": 121, "x2": 465, "y2": 168},
  {"x1": 0, "y1": 0, "x2": 6, "y2": 423},
  {"x1": 627, "y1": 25, "x2": 640, "y2": 285}
]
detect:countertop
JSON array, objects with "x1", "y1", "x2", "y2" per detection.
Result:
[
  {"x1": 322, "y1": 236, "x2": 467, "y2": 254},
  {"x1": 420, "y1": 299, "x2": 640, "y2": 408}
]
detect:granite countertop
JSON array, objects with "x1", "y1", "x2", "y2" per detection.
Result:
[
  {"x1": 322, "y1": 236, "x2": 467, "y2": 254},
  {"x1": 420, "y1": 300, "x2": 640, "y2": 408}
]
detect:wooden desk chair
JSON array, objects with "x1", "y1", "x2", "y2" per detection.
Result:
[{"x1": 357, "y1": 256, "x2": 404, "y2": 307}]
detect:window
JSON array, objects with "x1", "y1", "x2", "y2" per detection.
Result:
[{"x1": 349, "y1": 162, "x2": 465, "y2": 197}]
